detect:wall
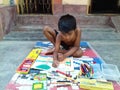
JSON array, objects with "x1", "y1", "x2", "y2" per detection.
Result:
[
  {"x1": 2, "y1": 0, "x2": 10, "y2": 5},
  {"x1": 62, "y1": 0, "x2": 88, "y2": 5},
  {"x1": 0, "y1": 0, "x2": 15, "y2": 5},
  {"x1": 0, "y1": 0, "x2": 88, "y2": 5},
  {"x1": 0, "y1": 0, "x2": 3, "y2": 4},
  {"x1": 0, "y1": 14, "x2": 4, "y2": 40},
  {"x1": 0, "y1": 6, "x2": 16, "y2": 40}
]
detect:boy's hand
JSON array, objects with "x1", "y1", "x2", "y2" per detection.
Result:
[
  {"x1": 52, "y1": 60, "x2": 59, "y2": 68},
  {"x1": 58, "y1": 53, "x2": 66, "y2": 61}
]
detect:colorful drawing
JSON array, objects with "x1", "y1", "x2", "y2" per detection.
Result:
[
  {"x1": 31, "y1": 56, "x2": 74, "y2": 71},
  {"x1": 34, "y1": 73, "x2": 47, "y2": 81}
]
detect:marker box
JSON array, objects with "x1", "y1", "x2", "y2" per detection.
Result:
[
  {"x1": 26, "y1": 48, "x2": 42, "y2": 60},
  {"x1": 16, "y1": 59, "x2": 34, "y2": 74}
]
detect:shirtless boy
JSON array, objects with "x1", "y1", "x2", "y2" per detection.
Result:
[{"x1": 43, "y1": 14, "x2": 83, "y2": 67}]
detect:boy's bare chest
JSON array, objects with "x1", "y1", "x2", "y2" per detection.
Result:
[{"x1": 61, "y1": 37, "x2": 76, "y2": 46}]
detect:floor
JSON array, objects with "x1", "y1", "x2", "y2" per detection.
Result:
[{"x1": 0, "y1": 26, "x2": 120, "y2": 90}]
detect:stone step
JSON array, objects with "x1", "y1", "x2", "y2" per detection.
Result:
[
  {"x1": 3, "y1": 30, "x2": 47, "y2": 41},
  {"x1": 12, "y1": 24, "x2": 115, "y2": 31},
  {"x1": 16, "y1": 15, "x2": 111, "y2": 28},
  {"x1": 82, "y1": 29, "x2": 120, "y2": 41},
  {"x1": 11, "y1": 25, "x2": 43, "y2": 31},
  {"x1": 111, "y1": 16, "x2": 120, "y2": 32},
  {"x1": 3, "y1": 26, "x2": 119, "y2": 41}
]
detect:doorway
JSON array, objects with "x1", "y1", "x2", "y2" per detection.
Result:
[{"x1": 88, "y1": 0, "x2": 120, "y2": 14}]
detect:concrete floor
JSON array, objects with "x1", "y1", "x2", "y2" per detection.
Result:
[{"x1": 1, "y1": 28, "x2": 120, "y2": 90}]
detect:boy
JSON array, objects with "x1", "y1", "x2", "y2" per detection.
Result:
[{"x1": 43, "y1": 14, "x2": 83, "y2": 67}]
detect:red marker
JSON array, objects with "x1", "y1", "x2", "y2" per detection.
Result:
[{"x1": 56, "y1": 70, "x2": 71, "y2": 77}]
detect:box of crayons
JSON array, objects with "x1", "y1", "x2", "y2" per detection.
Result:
[
  {"x1": 16, "y1": 48, "x2": 42, "y2": 74},
  {"x1": 16, "y1": 59, "x2": 35, "y2": 74}
]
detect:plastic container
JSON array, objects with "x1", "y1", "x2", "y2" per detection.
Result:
[
  {"x1": 101, "y1": 64, "x2": 120, "y2": 81},
  {"x1": 92, "y1": 64, "x2": 103, "y2": 79}
]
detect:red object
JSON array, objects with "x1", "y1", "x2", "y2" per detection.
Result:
[
  {"x1": 56, "y1": 70, "x2": 71, "y2": 77},
  {"x1": 16, "y1": 59, "x2": 34, "y2": 74},
  {"x1": 83, "y1": 49, "x2": 97, "y2": 58}
]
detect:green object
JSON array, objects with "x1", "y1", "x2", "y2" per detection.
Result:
[
  {"x1": 36, "y1": 64, "x2": 51, "y2": 70},
  {"x1": 66, "y1": 61, "x2": 71, "y2": 65},
  {"x1": 32, "y1": 83, "x2": 43, "y2": 90}
]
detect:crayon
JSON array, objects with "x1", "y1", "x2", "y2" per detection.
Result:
[
  {"x1": 80, "y1": 64, "x2": 85, "y2": 74},
  {"x1": 59, "y1": 75, "x2": 79, "y2": 84},
  {"x1": 57, "y1": 84, "x2": 71, "y2": 87},
  {"x1": 57, "y1": 80, "x2": 71, "y2": 82},
  {"x1": 82, "y1": 64, "x2": 88, "y2": 73},
  {"x1": 84, "y1": 63, "x2": 91, "y2": 70}
]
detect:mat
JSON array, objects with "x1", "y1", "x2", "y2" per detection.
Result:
[{"x1": 6, "y1": 41, "x2": 120, "y2": 90}]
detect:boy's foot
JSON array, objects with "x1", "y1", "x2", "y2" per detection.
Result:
[{"x1": 45, "y1": 48, "x2": 55, "y2": 55}]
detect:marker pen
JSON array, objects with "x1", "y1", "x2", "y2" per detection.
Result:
[
  {"x1": 56, "y1": 70, "x2": 71, "y2": 77},
  {"x1": 57, "y1": 84, "x2": 71, "y2": 87}
]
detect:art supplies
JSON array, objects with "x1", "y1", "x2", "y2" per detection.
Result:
[
  {"x1": 91, "y1": 64, "x2": 103, "y2": 79},
  {"x1": 26, "y1": 48, "x2": 42, "y2": 60},
  {"x1": 78, "y1": 63, "x2": 94, "y2": 78},
  {"x1": 102, "y1": 64, "x2": 120, "y2": 82},
  {"x1": 16, "y1": 59, "x2": 35, "y2": 74},
  {"x1": 32, "y1": 82, "x2": 44, "y2": 90},
  {"x1": 16, "y1": 48, "x2": 42, "y2": 74},
  {"x1": 31, "y1": 56, "x2": 74, "y2": 71},
  {"x1": 56, "y1": 70, "x2": 71, "y2": 77},
  {"x1": 7, "y1": 41, "x2": 119, "y2": 90},
  {"x1": 80, "y1": 78, "x2": 114, "y2": 90},
  {"x1": 32, "y1": 73, "x2": 47, "y2": 90},
  {"x1": 48, "y1": 83, "x2": 80, "y2": 90},
  {"x1": 34, "y1": 73, "x2": 47, "y2": 81}
]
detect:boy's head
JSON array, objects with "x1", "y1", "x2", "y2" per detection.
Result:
[{"x1": 58, "y1": 14, "x2": 76, "y2": 33}]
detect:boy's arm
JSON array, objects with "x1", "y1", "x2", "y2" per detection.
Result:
[
  {"x1": 64, "y1": 28, "x2": 81, "y2": 57},
  {"x1": 53, "y1": 34, "x2": 61, "y2": 60}
]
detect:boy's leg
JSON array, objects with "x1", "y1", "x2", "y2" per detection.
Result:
[
  {"x1": 43, "y1": 26, "x2": 57, "y2": 54},
  {"x1": 43, "y1": 26, "x2": 57, "y2": 46},
  {"x1": 72, "y1": 48, "x2": 83, "y2": 57}
]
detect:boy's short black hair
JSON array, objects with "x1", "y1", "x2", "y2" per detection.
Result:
[{"x1": 58, "y1": 14, "x2": 76, "y2": 33}]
